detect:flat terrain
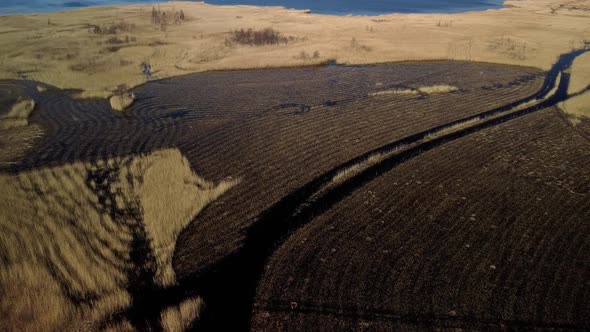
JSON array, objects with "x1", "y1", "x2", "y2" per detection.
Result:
[
  {"x1": 0, "y1": 1, "x2": 589, "y2": 330},
  {"x1": 1, "y1": 46, "x2": 589, "y2": 329},
  {"x1": 0, "y1": 0, "x2": 588, "y2": 97},
  {"x1": 252, "y1": 107, "x2": 590, "y2": 330}
]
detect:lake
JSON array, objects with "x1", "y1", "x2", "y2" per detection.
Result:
[{"x1": 0, "y1": 0, "x2": 505, "y2": 16}]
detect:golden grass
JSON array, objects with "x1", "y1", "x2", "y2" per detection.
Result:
[
  {"x1": 568, "y1": 52, "x2": 590, "y2": 95},
  {"x1": 128, "y1": 149, "x2": 239, "y2": 286},
  {"x1": 369, "y1": 88, "x2": 417, "y2": 97},
  {"x1": 331, "y1": 153, "x2": 388, "y2": 185},
  {"x1": 160, "y1": 297, "x2": 202, "y2": 332},
  {"x1": 424, "y1": 118, "x2": 481, "y2": 140},
  {"x1": 0, "y1": 124, "x2": 43, "y2": 166},
  {"x1": 559, "y1": 91, "x2": 590, "y2": 122},
  {"x1": 559, "y1": 50, "x2": 590, "y2": 121},
  {"x1": 0, "y1": 0, "x2": 588, "y2": 97},
  {"x1": 0, "y1": 98, "x2": 35, "y2": 129},
  {"x1": 109, "y1": 93, "x2": 135, "y2": 111},
  {"x1": 0, "y1": 148, "x2": 236, "y2": 330},
  {"x1": 369, "y1": 85, "x2": 458, "y2": 98},
  {"x1": 417, "y1": 85, "x2": 459, "y2": 94}
]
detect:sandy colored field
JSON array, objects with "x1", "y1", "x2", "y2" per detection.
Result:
[
  {"x1": 559, "y1": 91, "x2": 590, "y2": 122},
  {"x1": 0, "y1": 0, "x2": 588, "y2": 98},
  {"x1": 560, "y1": 51, "x2": 590, "y2": 122},
  {"x1": 568, "y1": 51, "x2": 590, "y2": 94},
  {"x1": 0, "y1": 148, "x2": 236, "y2": 330}
]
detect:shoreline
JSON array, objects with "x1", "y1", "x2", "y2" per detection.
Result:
[
  {"x1": 0, "y1": 0, "x2": 506, "y2": 17},
  {"x1": 0, "y1": 0, "x2": 588, "y2": 98}
]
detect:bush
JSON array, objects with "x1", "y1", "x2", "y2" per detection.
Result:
[
  {"x1": 90, "y1": 21, "x2": 133, "y2": 35},
  {"x1": 230, "y1": 28, "x2": 289, "y2": 46},
  {"x1": 296, "y1": 50, "x2": 320, "y2": 60},
  {"x1": 151, "y1": 6, "x2": 185, "y2": 30}
]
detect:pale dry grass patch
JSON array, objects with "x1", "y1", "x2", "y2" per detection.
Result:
[
  {"x1": 424, "y1": 118, "x2": 481, "y2": 140},
  {"x1": 109, "y1": 93, "x2": 135, "y2": 111},
  {"x1": 0, "y1": 148, "x2": 234, "y2": 330},
  {"x1": 160, "y1": 297, "x2": 203, "y2": 332},
  {"x1": 559, "y1": 91, "x2": 590, "y2": 122},
  {"x1": 369, "y1": 85, "x2": 458, "y2": 98},
  {"x1": 0, "y1": 0, "x2": 587, "y2": 97},
  {"x1": 369, "y1": 88, "x2": 418, "y2": 97},
  {"x1": 331, "y1": 153, "x2": 387, "y2": 185},
  {"x1": 417, "y1": 85, "x2": 459, "y2": 94},
  {"x1": 126, "y1": 149, "x2": 238, "y2": 286},
  {"x1": 0, "y1": 124, "x2": 44, "y2": 166},
  {"x1": 568, "y1": 52, "x2": 590, "y2": 95},
  {"x1": 0, "y1": 98, "x2": 35, "y2": 129}
]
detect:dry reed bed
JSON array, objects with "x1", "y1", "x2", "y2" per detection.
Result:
[
  {"x1": 252, "y1": 108, "x2": 590, "y2": 330},
  {"x1": 0, "y1": 0, "x2": 587, "y2": 98},
  {"x1": 0, "y1": 98, "x2": 35, "y2": 129},
  {"x1": 0, "y1": 81, "x2": 44, "y2": 167},
  {"x1": 559, "y1": 53, "x2": 590, "y2": 123},
  {"x1": 0, "y1": 148, "x2": 236, "y2": 330}
]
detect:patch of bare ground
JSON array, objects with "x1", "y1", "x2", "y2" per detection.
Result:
[
  {"x1": 252, "y1": 108, "x2": 590, "y2": 330},
  {"x1": 0, "y1": 148, "x2": 236, "y2": 330}
]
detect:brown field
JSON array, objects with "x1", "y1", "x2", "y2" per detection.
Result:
[
  {"x1": 251, "y1": 107, "x2": 590, "y2": 330},
  {"x1": 0, "y1": 2, "x2": 589, "y2": 328}
]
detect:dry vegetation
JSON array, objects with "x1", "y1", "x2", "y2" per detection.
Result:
[
  {"x1": 0, "y1": 83, "x2": 44, "y2": 165},
  {"x1": 0, "y1": 148, "x2": 236, "y2": 330},
  {"x1": 229, "y1": 28, "x2": 290, "y2": 46},
  {"x1": 559, "y1": 52, "x2": 590, "y2": 122},
  {"x1": 369, "y1": 85, "x2": 458, "y2": 97},
  {"x1": 1, "y1": 44, "x2": 587, "y2": 329},
  {"x1": 417, "y1": 85, "x2": 459, "y2": 94},
  {"x1": 110, "y1": 92, "x2": 135, "y2": 111},
  {"x1": 90, "y1": 20, "x2": 134, "y2": 35},
  {"x1": 160, "y1": 297, "x2": 202, "y2": 332},
  {"x1": 0, "y1": 123, "x2": 43, "y2": 165},
  {"x1": 559, "y1": 91, "x2": 590, "y2": 123},
  {"x1": 568, "y1": 52, "x2": 590, "y2": 94},
  {"x1": 0, "y1": 98, "x2": 35, "y2": 129},
  {"x1": 0, "y1": 0, "x2": 588, "y2": 97},
  {"x1": 151, "y1": 6, "x2": 186, "y2": 32}
]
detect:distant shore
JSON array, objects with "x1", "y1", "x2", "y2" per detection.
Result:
[
  {"x1": 0, "y1": 0, "x2": 505, "y2": 16},
  {"x1": 0, "y1": 0, "x2": 588, "y2": 98}
]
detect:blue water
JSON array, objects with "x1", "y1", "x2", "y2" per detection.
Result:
[{"x1": 0, "y1": 0, "x2": 505, "y2": 16}]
